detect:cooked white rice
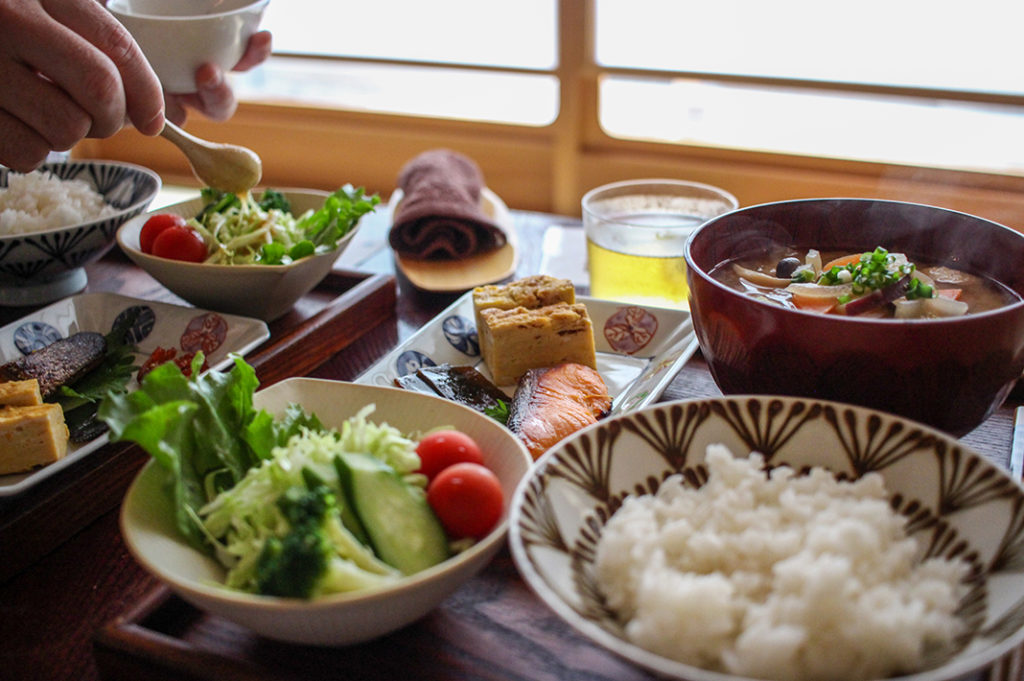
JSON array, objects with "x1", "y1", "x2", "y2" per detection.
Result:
[
  {"x1": 594, "y1": 446, "x2": 969, "y2": 681},
  {"x1": 0, "y1": 170, "x2": 116, "y2": 235}
]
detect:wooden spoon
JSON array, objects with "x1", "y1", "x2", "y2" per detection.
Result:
[{"x1": 159, "y1": 120, "x2": 262, "y2": 194}]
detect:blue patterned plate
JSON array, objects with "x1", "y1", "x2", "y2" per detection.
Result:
[
  {"x1": 0, "y1": 293, "x2": 269, "y2": 497},
  {"x1": 355, "y1": 292, "x2": 698, "y2": 416}
]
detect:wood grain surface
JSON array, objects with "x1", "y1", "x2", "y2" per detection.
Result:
[{"x1": 0, "y1": 215, "x2": 1017, "y2": 681}]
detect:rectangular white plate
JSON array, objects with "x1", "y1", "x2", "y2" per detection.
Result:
[
  {"x1": 356, "y1": 293, "x2": 698, "y2": 416},
  {"x1": 0, "y1": 292, "x2": 270, "y2": 497}
]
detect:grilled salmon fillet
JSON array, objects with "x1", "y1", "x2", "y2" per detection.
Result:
[
  {"x1": 0, "y1": 332, "x2": 107, "y2": 399},
  {"x1": 507, "y1": 362, "x2": 611, "y2": 459}
]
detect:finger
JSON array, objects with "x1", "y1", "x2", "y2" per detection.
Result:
[
  {"x1": 0, "y1": 58, "x2": 92, "y2": 151},
  {"x1": 163, "y1": 96, "x2": 189, "y2": 127},
  {"x1": 40, "y1": 0, "x2": 164, "y2": 136},
  {"x1": 15, "y1": 1, "x2": 130, "y2": 138},
  {"x1": 233, "y1": 30, "x2": 272, "y2": 72},
  {"x1": 0, "y1": 109, "x2": 54, "y2": 172},
  {"x1": 2, "y1": 2, "x2": 124, "y2": 139},
  {"x1": 191, "y1": 63, "x2": 238, "y2": 121}
]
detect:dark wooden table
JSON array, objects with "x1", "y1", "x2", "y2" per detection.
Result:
[{"x1": 0, "y1": 209, "x2": 1018, "y2": 681}]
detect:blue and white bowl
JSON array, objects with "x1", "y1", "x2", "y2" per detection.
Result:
[{"x1": 0, "y1": 160, "x2": 161, "y2": 305}]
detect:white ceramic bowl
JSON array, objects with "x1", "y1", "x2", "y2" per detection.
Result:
[
  {"x1": 107, "y1": 0, "x2": 269, "y2": 94},
  {"x1": 0, "y1": 160, "x2": 161, "y2": 306},
  {"x1": 121, "y1": 378, "x2": 533, "y2": 646},
  {"x1": 510, "y1": 395, "x2": 1024, "y2": 681},
  {"x1": 117, "y1": 189, "x2": 362, "y2": 321}
]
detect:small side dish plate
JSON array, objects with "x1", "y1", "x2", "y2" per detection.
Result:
[
  {"x1": 0, "y1": 292, "x2": 270, "y2": 497},
  {"x1": 356, "y1": 292, "x2": 699, "y2": 416},
  {"x1": 388, "y1": 188, "x2": 518, "y2": 293}
]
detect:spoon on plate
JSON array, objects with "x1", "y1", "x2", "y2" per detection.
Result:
[{"x1": 159, "y1": 120, "x2": 262, "y2": 194}]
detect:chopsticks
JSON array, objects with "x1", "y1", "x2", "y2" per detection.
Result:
[{"x1": 1011, "y1": 406, "x2": 1024, "y2": 481}]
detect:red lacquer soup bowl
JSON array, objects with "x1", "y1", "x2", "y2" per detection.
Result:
[{"x1": 684, "y1": 198, "x2": 1024, "y2": 436}]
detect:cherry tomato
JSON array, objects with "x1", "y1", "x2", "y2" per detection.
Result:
[
  {"x1": 415, "y1": 430, "x2": 485, "y2": 480},
  {"x1": 151, "y1": 224, "x2": 208, "y2": 262},
  {"x1": 140, "y1": 213, "x2": 187, "y2": 254},
  {"x1": 427, "y1": 462, "x2": 503, "y2": 540}
]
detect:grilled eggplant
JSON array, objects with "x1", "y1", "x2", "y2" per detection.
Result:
[
  {"x1": 395, "y1": 364, "x2": 510, "y2": 415},
  {"x1": 0, "y1": 332, "x2": 107, "y2": 399}
]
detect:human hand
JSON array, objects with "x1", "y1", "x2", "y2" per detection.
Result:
[
  {"x1": 0, "y1": 0, "x2": 165, "y2": 172},
  {"x1": 164, "y1": 30, "x2": 273, "y2": 125}
]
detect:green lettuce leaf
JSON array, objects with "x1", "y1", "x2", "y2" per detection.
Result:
[{"x1": 98, "y1": 354, "x2": 319, "y2": 550}]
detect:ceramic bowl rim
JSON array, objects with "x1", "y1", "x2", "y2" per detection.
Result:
[
  {"x1": 683, "y1": 196, "x2": 1024, "y2": 324},
  {"x1": 0, "y1": 160, "x2": 161, "y2": 244},
  {"x1": 121, "y1": 378, "x2": 532, "y2": 615},
  {"x1": 509, "y1": 393, "x2": 1024, "y2": 681},
  {"x1": 115, "y1": 187, "x2": 349, "y2": 273},
  {"x1": 108, "y1": 0, "x2": 269, "y2": 21}
]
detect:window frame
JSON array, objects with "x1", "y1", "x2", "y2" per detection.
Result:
[{"x1": 80, "y1": 0, "x2": 1024, "y2": 231}]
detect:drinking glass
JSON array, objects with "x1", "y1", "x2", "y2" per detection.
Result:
[{"x1": 581, "y1": 179, "x2": 738, "y2": 308}]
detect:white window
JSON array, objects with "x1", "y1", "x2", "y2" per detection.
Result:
[
  {"x1": 239, "y1": 0, "x2": 558, "y2": 125},
  {"x1": 240, "y1": 0, "x2": 1024, "y2": 174}
]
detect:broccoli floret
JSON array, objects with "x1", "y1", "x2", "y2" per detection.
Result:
[
  {"x1": 252, "y1": 477, "x2": 400, "y2": 599},
  {"x1": 258, "y1": 188, "x2": 292, "y2": 213},
  {"x1": 255, "y1": 485, "x2": 332, "y2": 598}
]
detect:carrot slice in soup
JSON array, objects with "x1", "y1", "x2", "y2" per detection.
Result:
[
  {"x1": 821, "y1": 253, "x2": 864, "y2": 271},
  {"x1": 790, "y1": 291, "x2": 838, "y2": 314},
  {"x1": 937, "y1": 288, "x2": 962, "y2": 300}
]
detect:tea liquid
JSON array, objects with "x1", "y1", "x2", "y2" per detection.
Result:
[{"x1": 585, "y1": 211, "x2": 701, "y2": 308}]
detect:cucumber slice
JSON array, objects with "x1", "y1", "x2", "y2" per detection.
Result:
[
  {"x1": 304, "y1": 465, "x2": 370, "y2": 546},
  {"x1": 334, "y1": 452, "x2": 450, "y2": 574}
]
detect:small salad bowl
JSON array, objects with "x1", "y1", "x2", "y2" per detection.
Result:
[
  {"x1": 117, "y1": 188, "x2": 367, "y2": 321},
  {"x1": 120, "y1": 378, "x2": 533, "y2": 646}
]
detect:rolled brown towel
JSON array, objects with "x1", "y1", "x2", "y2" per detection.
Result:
[{"x1": 390, "y1": 149, "x2": 507, "y2": 260}]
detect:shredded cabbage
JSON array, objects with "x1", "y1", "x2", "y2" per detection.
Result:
[
  {"x1": 188, "y1": 185, "x2": 379, "y2": 265},
  {"x1": 198, "y1": 406, "x2": 420, "y2": 593}
]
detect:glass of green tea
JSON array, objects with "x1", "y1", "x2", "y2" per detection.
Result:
[{"x1": 582, "y1": 179, "x2": 738, "y2": 308}]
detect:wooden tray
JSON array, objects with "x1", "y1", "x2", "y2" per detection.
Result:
[
  {"x1": 0, "y1": 256, "x2": 396, "y2": 584},
  {"x1": 93, "y1": 548, "x2": 652, "y2": 681},
  {"x1": 89, "y1": 329, "x2": 1021, "y2": 681},
  {"x1": 93, "y1": 548, "x2": 1023, "y2": 681}
]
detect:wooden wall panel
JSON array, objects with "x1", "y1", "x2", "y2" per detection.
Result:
[{"x1": 78, "y1": 102, "x2": 1024, "y2": 232}]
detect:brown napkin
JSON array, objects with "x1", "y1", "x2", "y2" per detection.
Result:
[{"x1": 389, "y1": 149, "x2": 507, "y2": 260}]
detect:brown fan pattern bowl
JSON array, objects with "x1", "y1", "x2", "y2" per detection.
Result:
[{"x1": 509, "y1": 395, "x2": 1024, "y2": 681}]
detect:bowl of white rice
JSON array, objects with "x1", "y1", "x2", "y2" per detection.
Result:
[
  {"x1": 0, "y1": 160, "x2": 161, "y2": 305},
  {"x1": 509, "y1": 395, "x2": 1024, "y2": 681}
]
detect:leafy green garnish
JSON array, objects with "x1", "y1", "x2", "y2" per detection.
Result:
[
  {"x1": 300, "y1": 184, "x2": 380, "y2": 248},
  {"x1": 190, "y1": 185, "x2": 380, "y2": 266},
  {"x1": 57, "y1": 310, "x2": 141, "y2": 439},
  {"x1": 818, "y1": 246, "x2": 915, "y2": 293},
  {"x1": 484, "y1": 399, "x2": 510, "y2": 425},
  {"x1": 196, "y1": 187, "x2": 241, "y2": 220},
  {"x1": 98, "y1": 354, "x2": 319, "y2": 549},
  {"x1": 905, "y1": 277, "x2": 935, "y2": 300}
]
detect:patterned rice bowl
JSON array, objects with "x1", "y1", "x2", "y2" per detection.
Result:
[
  {"x1": 509, "y1": 395, "x2": 1024, "y2": 681},
  {"x1": 0, "y1": 160, "x2": 161, "y2": 305}
]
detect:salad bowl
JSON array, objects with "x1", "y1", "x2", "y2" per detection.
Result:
[
  {"x1": 120, "y1": 378, "x2": 533, "y2": 646},
  {"x1": 117, "y1": 188, "x2": 368, "y2": 321}
]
